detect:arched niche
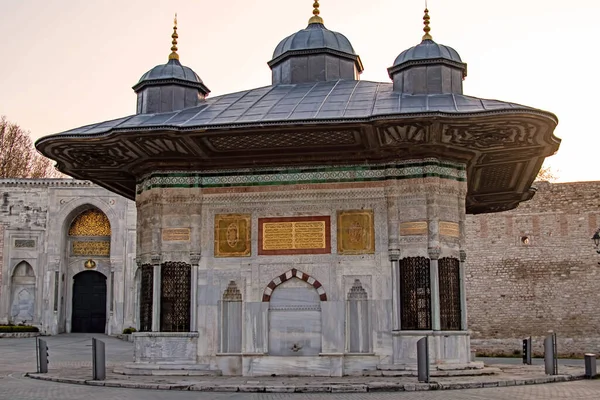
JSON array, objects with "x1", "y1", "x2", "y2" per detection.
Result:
[
  {"x1": 268, "y1": 278, "x2": 322, "y2": 356},
  {"x1": 10, "y1": 261, "x2": 36, "y2": 324},
  {"x1": 67, "y1": 208, "x2": 112, "y2": 258}
]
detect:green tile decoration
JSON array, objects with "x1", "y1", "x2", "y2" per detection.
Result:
[{"x1": 136, "y1": 158, "x2": 466, "y2": 195}]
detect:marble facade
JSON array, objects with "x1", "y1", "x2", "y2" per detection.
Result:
[
  {"x1": 131, "y1": 158, "x2": 470, "y2": 376},
  {"x1": 1, "y1": 158, "x2": 471, "y2": 376}
]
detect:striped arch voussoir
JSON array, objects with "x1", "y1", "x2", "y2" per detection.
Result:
[{"x1": 262, "y1": 268, "x2": 327, "y2": 302}]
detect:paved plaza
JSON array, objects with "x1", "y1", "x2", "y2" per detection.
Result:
[{"x1": 1, "y1": 334, "x2": 600, "y2": 399}]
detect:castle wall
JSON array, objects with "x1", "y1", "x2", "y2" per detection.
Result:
[{"x1": 466, "y1": 181, "x2": 600, "y2": 356}]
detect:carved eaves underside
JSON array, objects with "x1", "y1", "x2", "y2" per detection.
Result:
[{"x1": 37, "y1": 112, "x2": 559, "y2": 214}]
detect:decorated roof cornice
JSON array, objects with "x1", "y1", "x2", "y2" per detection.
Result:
[{"x1": 0, "y1": 179, "x2": 94, "y2": 187}]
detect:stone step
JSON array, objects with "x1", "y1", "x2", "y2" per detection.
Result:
[
  {"x1": 377, "y1": 362, "x2": 485, "y2": 371},
  {"x1": 113, "y1": 363, "x2": 222, "y2": 376},
  {"x1": 363, "y1": 367, "x2": 501, "y2": 377}
]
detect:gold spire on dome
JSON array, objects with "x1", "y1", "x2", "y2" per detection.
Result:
[
  {"x1": 308, "y1": 1, "x2": 324, "y2": 24},
  {"x1": 422, "y1": 7, "x2": 432, "y2": 40},
  {"x1": 169, "y1": 13, "x2": 179, "y2": 60}
]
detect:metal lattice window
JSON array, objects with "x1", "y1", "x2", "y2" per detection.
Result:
[
  {"x1": 160, "y1": 262, "x2": 191, "y2": 332},
  {"x1": 139, "y1": 265, "x2": 153, "y2": 332},
  {"x1": 439, "y1": 257, "x2": 461, "y2": 331},
  {"x1": 399, "y1": 257, "x2": 431, "y2": 330}
]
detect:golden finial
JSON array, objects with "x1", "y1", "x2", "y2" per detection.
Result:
[
  {"x1": 308, "y1": 1, "x2": 324, "y2": 24},
  {"x1": 169, "y1": 13, "x2": 179, "y2": 61},
  {"x1": 422, "y1": 7, "x2": 432, "y2": 40}
]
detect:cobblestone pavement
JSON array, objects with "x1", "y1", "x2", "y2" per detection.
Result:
[{"x1": 1, "y1": 334, "x2": 599, "y2": 400}]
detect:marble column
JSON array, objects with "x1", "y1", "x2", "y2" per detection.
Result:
[
  {"x1": 459, "y1": 250, "x2": 468, "y2": 330},
  {"x1": 428, "y1": 248, "x2": 441, "y2": 331},
  {"x1": 426, "y1": 188, "x2": 441, "y2": 332},
  {"x1": 151, "y1": 253, "x2": 161, "y2": 332},
  {"x1": 190, "y1": 252, "x2": 201, "y2": 332},
  {"x1": 389, "y1": 251, "x2": 401, "y2": 331},
  {"x1": 385, "y1": 185, "x2": 400, "y2": 331}
]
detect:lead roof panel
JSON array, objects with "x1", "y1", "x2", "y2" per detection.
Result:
[{"x1": 41, "y1": 80, "x2": 548, "y2": 138}]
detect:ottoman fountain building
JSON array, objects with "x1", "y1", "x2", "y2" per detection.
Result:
[{"x1": 36, "y1": 4, "x2": 560, "y2": 376}]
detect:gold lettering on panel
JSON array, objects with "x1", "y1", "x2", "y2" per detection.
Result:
[
  {"x1": 72, "y1": 241, "x2": 111, "y2": 256},
  {"x1": 400, "y1": 221, "x2": 428, "y2": 236},
  {"x1": 162, "y1": 228, "x2": 191, "y2": 242},
  {"x1": 214, "y1": 214, "x2": 251, "y2": 257},
  {"x1": 337, "y1": 210, "x2": 375, "y2": 255},
  {"x1": 262, "y1": 221, "x2": 326, "y2": 250},
  {"x1": 439, "y1": 221, "x2": 460, "y2": 238}
]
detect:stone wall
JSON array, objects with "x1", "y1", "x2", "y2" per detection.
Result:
[
  {"x1": 0, "y1": 179, "x2": 134, "y2": 333},
  {"x1": 0, "y1": 223, "x2": 4, "y2": 297},
  {"x1": 465, "y1": 181, "x2": 600, "y2": 356}
]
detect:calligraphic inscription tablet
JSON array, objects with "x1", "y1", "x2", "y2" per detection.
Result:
[
  {"x1": 72, "y1": 241, "x2": 110, "y2": 256},
  {"x1": 400, "y1": 221, "x2": 428, "y2": 236},
  {"x1": 439, "y1": 221, "x2": 460, "y2": 238},
  {"x1": 258, "y1": 216, "x2": 331, "y2": 255},
  {"x1": 162, "y1": 228, "x2": 191, "y2": 242},
  {"x1": 337, "y1": 210, "x2": 375, "y2": 255},
  {"x1": 214, "y1": 214, "x2": 251, "y2": 257}
]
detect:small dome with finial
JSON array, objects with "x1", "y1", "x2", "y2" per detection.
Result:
[
  {"x1": 388, "y1": 7, "x2": 467, "y2": 94},
  {"x1": 269, "y1": 1, "x2": 363, "y2": 84},
  {"x1": 133, "y1": 15, "x2": 210, "y2": 114}
]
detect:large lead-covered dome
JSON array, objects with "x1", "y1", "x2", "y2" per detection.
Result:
[
  {"x1": 134, "y1": 59, "x2": 206, "y2": 90},
  {"x1": 392, "y1": 39, "x2": 463, "y2": 66},
  {"x1": 272, "y1": 23, "x2": 357, "y2": 59},
  {"x1": 268, "y1": 2, "x2": 363, "y2": 84}
]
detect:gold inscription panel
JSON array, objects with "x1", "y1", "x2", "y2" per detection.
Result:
[
  {"x1": 162, "y1": 228, "x2": 191, "y2": 242},
  {"x1": 439, "y1": 221, "x2": 460, "y2": 238},
  {"x1": 258, "y1": 216, "x2": 331, "y2": 255},
  {"x1": 400, "y1": 221, "x2": 428, "y2": 236},
  {"x1": 337, "y1": 210, "x2": 375, "y2": 255},
  {"x1": 72, "y1": 241, "x2": 110, "y2": 256},
  {"x1": 214, "y1": 214, "x2": 251, "y2": 257}
]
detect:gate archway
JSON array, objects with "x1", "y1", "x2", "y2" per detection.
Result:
[{"x1": 71, "y1": 271, "x2": 107, "y2": 333}]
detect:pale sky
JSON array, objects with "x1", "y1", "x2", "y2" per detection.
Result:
[{"x1": 1, "y1": 0, "x2": 598, "y2": 182}]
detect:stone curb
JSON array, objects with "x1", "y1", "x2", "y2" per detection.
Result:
[{"x1": 26, "y1": 373, "x2": 586, "y2": 393}]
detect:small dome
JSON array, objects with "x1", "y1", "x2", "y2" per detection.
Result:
[
  {"x1": 272, "y1": 23, "x2": 357, "y2": 60},
  {"x1": 393, "y1": 39, "x2": 462, "y2": 67},
  {"x1": 135, "y1": 59, "x2": 204, "y2": 88}
]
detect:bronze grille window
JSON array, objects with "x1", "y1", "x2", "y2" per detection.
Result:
[
  {"x1": 439, "y1": 257, "x2": 461, "y2": 330},
  {"x1": 139, "y1": 265, "x2": 153, "y2": 332},
  {"x1": 160, "y1": 262, "x2": 191, "y2": 332},
  {"x1": 399, "y1": 257, "x2": 431, "y2": 330}
]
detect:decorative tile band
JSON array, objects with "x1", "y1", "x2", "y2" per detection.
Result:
[{"x1": 136, "y1": 158, "x2": 466, "y2": 195}]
